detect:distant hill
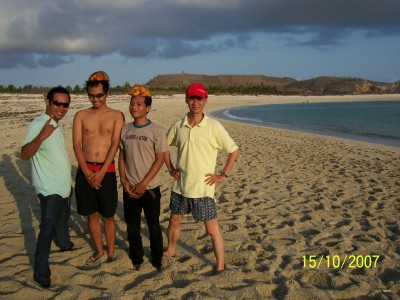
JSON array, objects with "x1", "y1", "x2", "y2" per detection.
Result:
[
  {"x1": 147, "y1": 74, "x2": 400, "y2": 95},
  {"x1": 148, "y1": 74, "x2": 296, "y2": 89},
  {"x1": 283, "y1": 76, "x2": 400, "y2": 95}
]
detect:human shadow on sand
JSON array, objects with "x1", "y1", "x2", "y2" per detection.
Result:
[
  {"x1": 0, "y1": 153, "x2": 92, "y2": 268},
  {"x1": 1, "y1": 153, "x2": 39, "y2": 267}
]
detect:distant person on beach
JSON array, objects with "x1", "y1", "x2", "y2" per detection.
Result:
[
  {"x1": 21, "y1": 86, "x2": 74, "y2": 288},
  {"x1": 164, "y1": 83, "x2": 239, "y2": 274},
  {"x1": 119, "y1": 84, "x2": 168, "y2": 271},
  {"x1": 73, "y1": 71, "x2": 124, "y2": 265}
]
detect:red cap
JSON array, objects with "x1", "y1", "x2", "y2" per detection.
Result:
[{"x1": 186, "y1": 83, "x2": 208, "y2": 99}]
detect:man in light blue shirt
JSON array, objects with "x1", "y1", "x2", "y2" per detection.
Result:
[{"x1": 21, "y1": 86, "x2": 74, "y2": 288}]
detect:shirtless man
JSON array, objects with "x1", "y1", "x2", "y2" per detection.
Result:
[{"x1": 73, "y1": 71, "x2": 124, "y2": 264}]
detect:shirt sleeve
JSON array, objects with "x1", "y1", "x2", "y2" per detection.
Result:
[
  {"x1": 155, "y1": 126, "x2": 168, "y2": 153},
  {"x1": 215, "y1": 122, "x2": 238, "y2": 153},
  {"x1": 167, "y1": 121, "x2": 178, "y2": 147},
  {"x1": 119, "y1": 124, "x2": 128, "y2": 151},
  {"x1": 23, "y1": 118, "x2": 44, "y2": 145}
]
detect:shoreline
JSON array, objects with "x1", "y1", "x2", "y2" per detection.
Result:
[
  {"x1": 205, "y1": 93, "x2": 400, "y2": 149},
  {"x1": 210, "y1": 104, "x2": 400, "y2": 148}
]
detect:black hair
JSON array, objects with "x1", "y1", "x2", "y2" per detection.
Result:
[
  {"x1": 47, "y1": 86, "x2": 71, "y2": 103},
  {"x1": 85, "y1": 80, "x2": 110, "y2": 93},
  {"x1": 144, "y1": 96, "x2": 152, "y2": 106}
]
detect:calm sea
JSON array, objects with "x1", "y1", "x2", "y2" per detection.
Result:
[{"x1": 213, "y1": 101, "x2": 400, "y2": 147}]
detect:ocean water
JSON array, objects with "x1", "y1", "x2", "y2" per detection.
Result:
[{"x1": 214, "y1": 101, "x2": 400, "y2": 147}]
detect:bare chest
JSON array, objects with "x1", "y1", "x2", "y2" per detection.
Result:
[{"x1": 82, "y1": 113, "x2": 115, "y2": 137}]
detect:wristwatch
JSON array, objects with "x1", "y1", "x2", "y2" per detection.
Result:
[{"x1": 219, "y1": 171, "x2": 228, "y2": 178}]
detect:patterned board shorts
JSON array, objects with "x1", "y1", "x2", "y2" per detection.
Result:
[{"x1": 169, "y1": 191, "x2": 217, "y2": 221}]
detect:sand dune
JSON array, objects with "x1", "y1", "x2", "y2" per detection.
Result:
[{"x1": 0, "y1": 93, "x2": 399, "y2": 299}]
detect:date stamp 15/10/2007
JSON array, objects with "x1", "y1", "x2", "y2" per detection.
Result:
[{"x1": 302, "y1": 255, "x2": 380, "y2": 269}]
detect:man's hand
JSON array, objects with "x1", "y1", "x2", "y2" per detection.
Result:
[
  {"x1": 88, "y1": 170, "x2": 105, "y2": 189},
  {"x1": 204, "y1": 173, "x2": 226, "y2": 186},
  {"x1": 122, "y1": 181, "x2": 136, "y2": 198},
  {"x1": 169, "y1": 168, "x2": 181, "y2": 181},
  {"x1": 39, "y1": 115, "x2": 59, "y2": 140},
  {"x1": 21, "y1": 115, "x2": 59, "y2": 161},
  {"x1": 132, "y1": 182, "x2": 146, "y2": 199}
]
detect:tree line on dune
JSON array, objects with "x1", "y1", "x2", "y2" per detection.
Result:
[{"x1": 0, "y1": 83, "x2": 286, "y2": 96}]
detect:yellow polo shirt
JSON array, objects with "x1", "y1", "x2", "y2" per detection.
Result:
[{"x1": 167, "y1": 114, "x2": 238, "y2": 199}]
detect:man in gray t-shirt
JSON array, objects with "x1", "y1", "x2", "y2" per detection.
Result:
[{"x1": 119, "y1": 84, "x2": 167, "y2": 271}]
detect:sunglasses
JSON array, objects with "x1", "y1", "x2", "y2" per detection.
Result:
[
  {"x1": 88, "y1": 93, "x2": 106, "y2": 99},
  {"x1": 51, "y1": 99, "x2": 70, "y2": 108}
]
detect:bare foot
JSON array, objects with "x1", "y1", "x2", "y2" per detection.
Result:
[
  {"x1": 213, "y1": 264, "x2": 226, "y2": 275},
  {"x1": 163, "y1": 249, "x2": 176, "y2": 257},
  {"x1": 84, "y1": 252, "x2": 103, "y2": 266},
  {"x1": 92, "y1": 251, "x2": 104, "y2": 259},
  {"x1": 107, "y1": 251, "x2": 114, "y2": 261}
]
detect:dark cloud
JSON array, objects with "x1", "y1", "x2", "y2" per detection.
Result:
[
  {"x1": 283, "y1": 27, "x2": 350, "y2": 49},
  {"x1": 0, "y1": 0, "x2": 399, "y2": 69},
  {"x1": 0, "y1": 52, "x2": 73, "y2": 69},
  {"x1": 37, "y1": 55, "x2": 73, "y2": 67},
  {"x1": 153, "y1": 34, "x2": 254, "y2": 58},
  {"x1": 0, "y1": 53, "x2": 37, "y2": 69}
]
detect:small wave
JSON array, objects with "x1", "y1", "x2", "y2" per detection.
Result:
[
  {"x1": 222, "y1": 109, "x2": 263, "y2": 123},
  {"x1": 220, "y1": 109, "x2": 298, "y2": 129}
]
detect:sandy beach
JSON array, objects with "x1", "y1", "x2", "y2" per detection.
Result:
[{"x1": 0, "y1": 93, "x2": 399, "y2": 299}]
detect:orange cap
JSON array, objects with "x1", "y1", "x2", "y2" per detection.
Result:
[
  {"x1": 87, "y1": 71, "x2": 109, "y2": 82},
  {"x1": 128, "y1": 84, "x2": 152, "y2": 97}
]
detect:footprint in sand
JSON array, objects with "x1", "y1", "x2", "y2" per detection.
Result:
[
  {"x1": 299, "y1": 228, "x2": 321, "y2": 239},
  {"x1": 275, "y1": 220, "x2": 294, "y2": 229},
  {"x1": 225, "y1": 252, "x2": 249, "y2": 267},
  {"x1": 299, "y1": 215, "x2": 312, "y2": 222},
  {"x1": 279, "y1": 255, "x2": 292, "y2": 269},
  {"x1": 177, "y1": 255, "x2": 192, "y2": 263},
  {"x1": 296, "y1": 270, "x2": 333, "y2": 289},
  {"x1": 261, "y1": 243, "x2": 276, "y2": 252},
  {"x1": 378, "y1": 268, "x2": 400, "y2": 284},
  {"x1": 335, "y1": 219, "x2": 352, "y2": 228},
  {"x1": 225, "y1": 223, "x2": 239, "y2": 232}
]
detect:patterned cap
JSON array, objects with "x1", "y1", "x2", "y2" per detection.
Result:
[
  {"x1": 87, "y1": 71, "x2": 109, "y2": 82},
  {"x1": 128, "y1": 84, "x2": 152, "y2": 97}
]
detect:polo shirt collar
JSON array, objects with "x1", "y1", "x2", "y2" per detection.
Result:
[{"x1": 184, "y1": 113, "x2": 208, "y2": 128}]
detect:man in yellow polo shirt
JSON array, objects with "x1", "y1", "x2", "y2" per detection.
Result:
[{"x1": 164, "y1": 83, "x2": 239, "y2": 275}]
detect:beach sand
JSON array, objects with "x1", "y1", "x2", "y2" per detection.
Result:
[{"x1": 0, "y1": 93, "x2": 399, "y2": 299}]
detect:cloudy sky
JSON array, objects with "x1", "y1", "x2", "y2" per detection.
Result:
[{"x1": 1, "y1": 0, "x2": 399, "y2": 88}]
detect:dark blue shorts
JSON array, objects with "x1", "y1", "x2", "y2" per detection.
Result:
[{"x1": 169, "y1": 191, "x2": 217, "y2": 221}]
